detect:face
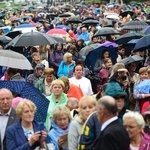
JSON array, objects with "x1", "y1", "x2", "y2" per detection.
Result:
[
  {"x1": 0, "y1": 90, "x2": 12, "y2": 114},
  {"x1": 115, "y1": 96, "x2": 125, "y2": 112},
  {"x1": 55, "y1": 113, "x2": 69, "y2": 130},
  {"x1": 123, "y1": 118, "x2": 142, "y2": 139},
  {"x1": 33, "y1": 55, "x2": 40, "y2": 63},
  {"x1": 145, "y1": 115, "x2": 150, "y2": 125},
  {"x1": 67, "y1": 56, "x2": 73, "y2": 63},
  {"x1": 128, "y1": 63, "x2": 136, "y2": 72},
  {"x1": 37, "y1": 68, "x2": 44, "y2": 76},
  {"x1": 105, "y1": 59, "x2": 112, "y2": 69},
  {"x1": 140, "y1": 72, "x2": 149, "y2": 80},
  {"x1": 80, "y1": 102, "x2": 96, "y2": 121},
  {"x1": 52, "y1": 84, "x2": 63, "y2": 96},
  {"x1": 46, "y1": 74, "x2": 54, "y2": 83},
  {"x1": 57, "y1": 44, "x2": 62, "y2": 50},
  {"x1": 103, "y1": 51, "x2": 109, "y2": 59},
  {"x1": 92, "y1": 37, "x2": 98, "y2": 43},
  {"x1": 74, "y1": 65, "x2": 83, "y2": 79},
  {"x1": 119, "y1": 48, "x2": 125, "y2": 55},
  {"x1": 21, "y1": 104, "x2": 34, "y2": 124}
]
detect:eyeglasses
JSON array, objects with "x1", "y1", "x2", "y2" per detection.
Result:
[{"x1": 123, "y1": 125, "x2": 138, "y2": 130}]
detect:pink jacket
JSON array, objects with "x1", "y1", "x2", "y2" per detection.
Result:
[{"x1": 129, "y1": 133, "x2": 150, "y2": 150}]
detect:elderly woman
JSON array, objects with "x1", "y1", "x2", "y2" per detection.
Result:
[
  {"x1": 57, "y1": 52, "x2": 75, "y2": 78},
  {"x1": 45, "y1": 79, "x2": 68, "y2": 131},
  {"x1": 34, "y1": 68, "x2": 56, "y2": 96},
  {"x1": 68, "y1": 96, "x2": 97, "y2": 150},
  {"x1": 48, "y1": 106, "x2": 71, "y2": 150},
  {"x1": 123, "y1": 111, "x2": 150, "y2": 150},
  {"x1": 6, "y1": 100, "x2": 48, "y2": 150}
]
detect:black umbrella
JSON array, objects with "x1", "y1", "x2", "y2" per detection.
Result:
[
  {"x1": 0, "y1": 35, "x2": 12, "y2": 44},
  {"x1": 82, "y1": 16, "x2": 95, "y2": 21},
  {"x1": 119, "y1": 55, "x2": 144, "y2": 65},
  {"x1": 7, "y1": 31, "x2": 57, "y2": 47},
  {"x1": 94, "y1": 27, "x2": 120, "y2": 36},
  {"x1": 82, "y1": 19, "x2": 99, "y2": 25},
  {"x1": 133, "y1": 34, "x2": 150, "y2": 51},
  {"x1": 67, "y1": 17, "x2": 82, "y2": 24},
  {"x1": 5, "y1": 31, "x2": 22, "y2": 39},
  {"x1": 115, "y1": 33, "x2": 144, "y2": 45},
  {"x1": 47, "y1": 35, "x2": 66, "y2": 43},
  {"x1": 59, "y1": 13, "x2": 71, "y2": 17},
  {"x1": 122, "y1": 21, "x2": 148, "y2": 30},
  {"x1": 120, "y1": 11, "x2": 134, "y2": 18}
]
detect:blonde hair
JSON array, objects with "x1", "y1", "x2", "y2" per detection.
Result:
[
  {"x1": 63, "y1": 52, "x2": 72, "y2": 63},
  {"x1": 52, "y1": 106, "x2": 71, "y2": 123},
  {"x1": 139, "y1": 67, "x2": 148, "y2": 74},
  {"x1": 50, "y1": 79, "x2": 65, "y2": 92},
  {"x1": 44, "y1": 68, "x2": 55, "y2": 75},
  {"x1": 79, "y1": 96, "x2": 97, "y2": 123},
  {"x1": 110, "y1": 63, "x2": 125, "y2": 77},
  {"x1": 16, "y1": 99, "x2": 36, "y2": 117}
]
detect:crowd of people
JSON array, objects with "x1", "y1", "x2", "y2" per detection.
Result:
[{"x1": 1, "y1": 0, "x2": 150, "y2": 150}]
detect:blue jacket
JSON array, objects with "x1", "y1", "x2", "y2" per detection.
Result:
[
  {"x1": 6, "y1": 120, "x2": 48, "y2": 150},
  {"x1": 57, "y1": 61, "x2": 75, "y2": 78},
  {"x1": 48, "y1": 121, "x2": 69, "y2": 150}
]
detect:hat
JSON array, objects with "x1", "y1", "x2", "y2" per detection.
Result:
[
  {"x1": 104, "y1": 82, "x2": 127, "y2": 98},
  {"x1": 12, "y1": 97, "x2": 25, "y2": 109}
]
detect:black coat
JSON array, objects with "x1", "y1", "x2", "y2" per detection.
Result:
[{"x1": 92, "y1": 119, "x2": 130, "y2": 150}]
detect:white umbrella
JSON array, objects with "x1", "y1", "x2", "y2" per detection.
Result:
[
  {"x1": 106, "y1": 15, "x2": 120, "y2": 20},
  {"x1": 13, "y1": 27, "x2": 37, "y2": 33},
  {"x1": 0, "y1": 50, "x2": 33, "y2": 70}
]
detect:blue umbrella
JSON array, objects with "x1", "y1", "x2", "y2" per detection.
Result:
[
  {"x1": 55, "y1": 25, "x2": 71, "y2": 31},
  {"x1": 16, "y1": 23, "x2": 34, "y2": 28},
  {"x1": 0, "y1": 81, "x2": 49, "y2": 123},
  {"x1": 135, "y1": 79, "x2": 150, "y2": 94},
  {"x1": 133, "y1": 34, "x2": 150, "y2": 51},
  {"x1": 85, "y1": 46, "x2": 118, "y2": 71},
  {"x1": 141, "y1": 26, "x2": 150, "y2": 34}
]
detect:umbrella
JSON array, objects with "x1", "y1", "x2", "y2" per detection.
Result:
[
  {"x1": 0, "y1": 50, "x2": 33, "y2": 70},
  {"x1": 82, "y1": 19, "x2": 99, "y2": 25},
  {"x1": 127, "y1": 39, "x2": 139, "y2": 44},
  {"x1": 119, "y1": 55, "x2": 144, "y2": 65},
  {"x1": 0, "y1": 35, "x2": 12, "y2": 44},
  {"x1": 79, "y1": 43, "x2": 101, "y2": 56},
  {"x1": 133, "y1": 34, "x2": 150, "y2": 51},
  {"x1": 106, "y1": 14, "x2": 120, "y2": 20},
  {"x1": 59, "y1": 13, "x2": 71, "y2": 17},
  {"x1": 85, "y1": 46, "x2": 118, "y2": 71},
  {"x1": 0, "y1": 81, "x2": 49, "y2": 122},
  {"x1": 141, "y1": 26, "x2": 150, "y2": 34},
  {"x1": 94, "y1": 27, "x2": 120, "y2": 36},
  {"x1": 55, "y1": 25, "x2": 71, "y2": 31},
  {"x1": 5, "y1": 30, "x2": 22, "y2": 39},
  {"x1": 119, "y1": 11, "x2": 134, "y2": 18},
  {"x1": 115, "y1": 33, "x2": 144, "y2": 45},
  {"x1": 67, "y1": 17, "x2": 82, "y2": 24},
  {"x1": 7, "y1": 31, "x2": 57, "y2": 47},
  {"x1": 48, "y1": 35, "x2": 66, "y2": 43},
  {"x1": 13, "y1": 26, "x2": 37, "y2": 33},
  {"x1": 15, "y1": 23, "x2": 34, "y2": 28},
  {"x1": 82, "y1": 16, "x2": 95, "y2": 21},
  {"x1": 135, "y1": 79, "x2": 150, "y2": 94},
  {"x1": 122, "y1": 21, "x2": 148, "y2": 30}
]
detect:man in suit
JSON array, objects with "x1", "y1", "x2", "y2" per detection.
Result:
[
  {"x1": 92, "y1": 95, "x2": 130, "y2": 150},
  {"x1": 0, "y1": 88, "x2": 19, "y2": 150}
]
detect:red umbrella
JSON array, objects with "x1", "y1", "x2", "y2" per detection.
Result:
[{"x1": 46, "y1": 28, "x2": 68, "y2": 35}]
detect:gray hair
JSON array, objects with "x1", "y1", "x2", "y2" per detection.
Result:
[{"x1": 123, "y1": 111, "x2": 145, "y2": 129}]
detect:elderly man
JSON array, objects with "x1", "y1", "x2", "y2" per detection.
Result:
[
  {"x1": 92, "y1": 96, "x2": 130, "y2": 150},
  {"x1": 0, "y1": 88, "x2": 19, "y2": 150},
  {"x1": 78, "y1": 27, "x2": 90, "y2": 42}
]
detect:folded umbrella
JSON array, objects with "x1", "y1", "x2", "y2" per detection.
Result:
[{"x1": 0, "y1": 81, "x2": 49, "y2": 122}]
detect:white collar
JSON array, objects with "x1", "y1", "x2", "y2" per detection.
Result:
[{"x1": 101, "y1": 116, "x2": 118, "y2": 131}]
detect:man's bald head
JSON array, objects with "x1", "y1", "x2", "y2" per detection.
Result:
[{"x1": 97, "y1": 96, "x2": 117, "y2": 115}]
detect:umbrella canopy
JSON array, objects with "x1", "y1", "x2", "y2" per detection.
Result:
[
  {"x1": 0, "y1": 81, "x2": 49, "y2": 122},
  {"x1": 5, "y1": 30, "x2": 22, "y2": 39},
  {"x1": 0, "y1": 35, "x2": 12, "y2": 44},
  {"x1": 122, "y1": 21, "x2": 148, "y2": 30},
  {"x1": 82, "y1": 19, "x2": 99, "y2": 25},
  {"x1": 0, "y1": 50, "x2": 33, "y2": 70},
  {"x1": 13, "y1": 26, "x2": 37, "y2": 33},
  {"x1": 94, "y1": 27, "x2": 120, "y2": 36},
  {"x1": 55, "y1": 25, "x2": 71, "y2": 31},
  {"x1": 119, "y1": 11, "x2": 134, "y2": 18},
  {"x1": 141, "y1": 26, "x2": 150, "y2": 34},
  {"x1": 119, "y1": 55, "x2": 144, "y2": 65},
  {"x1": 106, "y1": 14, "x2": 120, "y2": 20},
  {"x1": 15, "y1": 23, "x2": 34, "y2": 28},
  {"x1": 135, "y1": 79, "x2": 150, "y2": 94},
  {"x1": 115, "y1": 33, "x2": 144, "y2": 45},
  {"x1": 67, "y1": 17, "x2": 82, "y2": 24},
  {"x1": 48, "y1": 35, "x2": 66, "y2": 43},
  {"x1": 79, "y1": 43, "x2": 101, "y2": 56},
  {"x1": 7, "y1": 32, "x2": 57, "y2": 47},
  {"x1": 59, "y1": 13, "x2": 71, "y2": 17},
  {"x1": 133, "y1": 34, "x2": 150, "y2": 51}
]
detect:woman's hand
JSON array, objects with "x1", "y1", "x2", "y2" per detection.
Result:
[
  {"x1": 28, "y1": 131, "x2": 41, "y2": 146},
  {"x1": 39, "y1": 130, "x2": 47, "y2": 143},
  {"x1": 58, "y1": 136, "x2": 65, "y2": 147}
]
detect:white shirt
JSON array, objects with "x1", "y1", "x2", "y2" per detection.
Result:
[
  {"x1": 101, "y1": 116, "x2": 118, "y2": 131},
  {"x1": 69, "y1": 76, "x2": 93, "y2": 96},
  {"x1": 130, "y1": 144, "x2": 139, "y2": 150},
  {"x1": 45, "y1": 79, "x2": 51, "y2": 96}
]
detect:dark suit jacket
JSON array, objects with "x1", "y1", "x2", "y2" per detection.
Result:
[
  {"x1": 6, "y1": 120, "x2": 47, "y2": 150},
  {"x1": 92, "y1": 119, "x2": 130, "y2": 150},
  {"x1": 0, "y1": 108, "x2": 19, "y2": 150}
]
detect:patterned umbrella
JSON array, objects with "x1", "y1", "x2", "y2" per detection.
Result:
[{"x1": 0, "y1": 81, "x2": 49, "y2": 122}]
